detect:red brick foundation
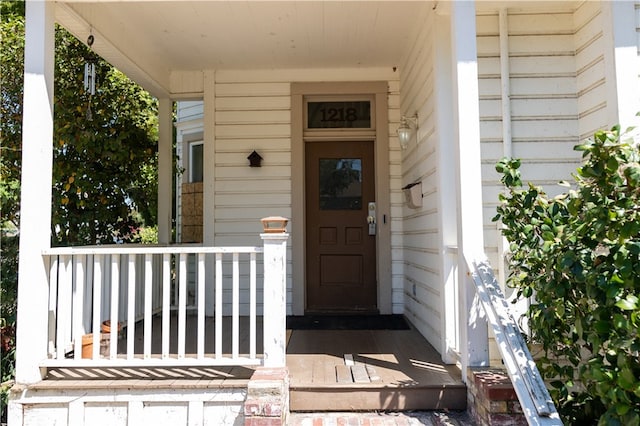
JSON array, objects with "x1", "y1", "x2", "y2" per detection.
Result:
[
  {"x1": 467, "y1": 368, "x2": 527, "y2": 426},
  {"x1": 244, "y1": 367, "x2": 289, "y2": 426}
]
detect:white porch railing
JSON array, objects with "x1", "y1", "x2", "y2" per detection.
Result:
[
  {"x1": 465, "y1": 255, "x2": 562, "y2": 426},
  {"x1": 40, "y1": 233, "x2": 288, "y2": 368}
]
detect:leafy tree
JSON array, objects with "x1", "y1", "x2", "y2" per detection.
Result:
[
  {"x1": 494, "y1": 124, "x2": 640, "y2": 425},
  {"x1": 53, "y1": 26, "x2": 158, "y2": 245},
  {"x1": 1, "y1": 1, "x2": 25, "y2": 420}
]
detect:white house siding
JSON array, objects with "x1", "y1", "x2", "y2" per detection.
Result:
[
  {"x1": 397, "y1": 7, "x2": 443, "y2": 349},
  {"x1": 212, "y1": 77, "x2": 292, "y2": 248},
  {"x1": 574, "y1": 1, "x2": 611, "y2": 139},
  {"x1": 212, "y1": 76, "x2": 292, "y2": 315},
  {"x1": 175, "y1": 68, "x2": 402, "y2": 316},
  {"x1": 177, "y1": 101, "x2": 206, "y2": 124},
  {"x1": 396, "y1": 3, "x2": 597, "y2": 357},
  {"x1": 477, "y1": 5, "x2": 584, "y2": 282}
]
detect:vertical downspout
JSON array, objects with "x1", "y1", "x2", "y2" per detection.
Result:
[
  {"x1": 497, "y1": 8, "x2": 512, "y2": 289},
  {"x1": 499, "y1": 8, "x2": 513, "y2": 159}
]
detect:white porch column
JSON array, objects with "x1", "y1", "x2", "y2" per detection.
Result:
[
  {"x1": 157, "y1": 98, "x2": 173, "y2": 244},
  {"x1": 261, "y1": 232, "x2": 289, "y2": 368},
  {"x1": 434, "y1": 10, "x2": 460, "y2": 365},
  {"x1": 15, "y1": 0, "x2": 55, "y2": 384},
  {"x1": 602, "y1": 1, "x2": 640, "y2": 131},
  {"x1": 450, "y1": 1, "x2": 489, "y2": 374},
  {"x1": 203, "y1": 70, "x2": 216, "y2": 315}
]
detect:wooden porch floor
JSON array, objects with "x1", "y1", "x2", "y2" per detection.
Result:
[
  {"x1": 42, "y1": 314, "x2": 466, "y2": 411},
  {"x1": 286, "y1": 327, "x2": 466, "y2": 411}
]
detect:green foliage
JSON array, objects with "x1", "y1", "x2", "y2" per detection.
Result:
[
  {"x1": 1, "y1": 3, "x2": 24, "y2": 420},
  {"x1": 494, "y1": 124, "x2": 640, "y2": 425},
  {"x1": 1, "y1": 2, "x2": 25, "y2": 232},
  {"x1": 0, "y1": 235, "x2": 17, "y2": 422},
  {"x1": 131, "y1": 225, "x2": 159, "y2": 244},
  {"x1": 53, "y1": 27, "x2": 158, "y2": 245}
]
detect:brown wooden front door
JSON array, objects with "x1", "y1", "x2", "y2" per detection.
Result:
[{"x1": 305, "y1": 141, "x2": 377, "y2": 312}]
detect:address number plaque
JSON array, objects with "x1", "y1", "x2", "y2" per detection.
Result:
[{"x1": 307, "y1": 101, "x2": 371, "y2": 129}]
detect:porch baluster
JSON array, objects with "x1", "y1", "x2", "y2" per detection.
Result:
[
  {"x1": 72, "y1": 255, "x2": 85, "y2": 360},
  {"x1": 47, "y1": 256, "x2": 59, "y2": 358},
  {"x1": 127, "y1": 254, "x2": 136, "y2": 359},
  {"x1": 197, "y1": 253, "x2": 205, "y2": 359},
  {"x1": 92, "y1": 254, "x2": 103, "y2": 359},
  {"x1": 56, "y1": 255, "x2": 72, "y2": 360},
  {"x1": 232, "y1": 252, "x2": 240, "y2": 359},
  {"x1": 161, "y1": 253, "x2": 170, "y2": 358},
  {"x1": 249, "y1": 252, "x2": 257, "y2": 359},
  {"x1": 215, "y1": 253, "x2": 223, "y2": 359},
  {"x1": 178, "y1": 253, "x2": 187, "y2": 359},
  {"x1": 109, "y1": 254, "x2": 120, "y2": 359},
  {"x1": 144, "y1": 254, "x2": 152, "y2": 358}
]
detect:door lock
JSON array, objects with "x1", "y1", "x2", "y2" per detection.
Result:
[{"x1": 367, "y1": 202, "x2": 376, "y2": 236}]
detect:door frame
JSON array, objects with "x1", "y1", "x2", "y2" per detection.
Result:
[{"x1": 291, "y1": 81, "x2": 391, "y2": 315}]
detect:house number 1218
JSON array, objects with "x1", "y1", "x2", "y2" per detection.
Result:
[
  {"x1": 307, "y1": 101, "x2": 371, "y2": 128},
  {"x1": 320, "y1": 107, "x2": 358, "y2": 123}
]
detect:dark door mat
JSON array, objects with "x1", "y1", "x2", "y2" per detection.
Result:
[{"x1": 286, "y1": 315, "x2": 410, "y2": 330}]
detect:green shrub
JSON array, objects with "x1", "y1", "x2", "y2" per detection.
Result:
[
  {"x1": 493, "y1": 124, "x2": 640, "y2": 425},
  {"x1": 0, "y1": 235, "x2": 18, "y2": 423}
]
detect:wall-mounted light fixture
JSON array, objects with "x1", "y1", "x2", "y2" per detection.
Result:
[{"x1": 396, "y1": 113, "x2": 418, "y2": 150}]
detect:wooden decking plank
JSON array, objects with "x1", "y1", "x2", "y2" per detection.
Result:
[
  {"x1": 365, "y1": 364, "x2": 381, "y2": 382},
  {"x1": 311, "y1": 359, "x2": 325, "y2": 384},
  {"x1": 335, "y1": 365, "x2": 353, "y2": 383},
  {"x1": 286, "y1": 354, "x2": 313, "y2": 385},
  {"x1": 351, "y1": 365, "x2": 370, "y2": 383},
  {"x1": 343, "y1": 353, "x2": 354, "y2": 366}
]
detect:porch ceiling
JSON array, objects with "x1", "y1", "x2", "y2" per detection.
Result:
[{"x1": 55, "y1": 1, "x2": 431, "y2": 98}]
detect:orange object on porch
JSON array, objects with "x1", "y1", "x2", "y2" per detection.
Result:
[
  {"x1": 101, "y1": 320, "x2": 121, "y2": 334},
  {"x1": 81, "y1": 333, "x2": 108, "y2": 359},
  {"x1": 81, "y1": 321, "x2": 121, "y2": 358}
]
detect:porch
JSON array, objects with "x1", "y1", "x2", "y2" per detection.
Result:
[
  {"x1": 25, "y1": 323, "x2": 466, "y2": 415},
  {"x1": 12, "y1": 233, "x2": 465, "y2": 423}
]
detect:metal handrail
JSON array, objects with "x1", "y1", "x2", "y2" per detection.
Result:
[{"x1": 465, "y1": 255, "x2": 563, "y2": 426}]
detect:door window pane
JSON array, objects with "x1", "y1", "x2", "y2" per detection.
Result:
[{"x1": 319, "y1": 158, "x2": 362, "y2": 210}]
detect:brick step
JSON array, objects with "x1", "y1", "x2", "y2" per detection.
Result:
[{"x1": 467, "y1": 368, "x2": 527, "y2": 426}]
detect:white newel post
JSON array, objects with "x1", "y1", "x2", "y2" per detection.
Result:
[
  {"x1": 260, "y1": 217, "x2": 289, "y2": 368},
  {"x1": 14, "y1": 0, "x2": 55, "y2": 384}
]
